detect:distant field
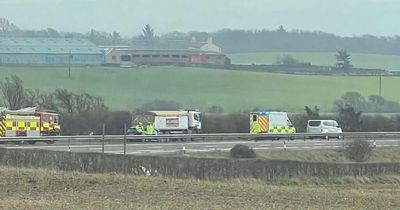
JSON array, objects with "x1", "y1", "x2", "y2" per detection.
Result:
[
  {"x1": 1, "y1": 166, "x2": 400, "y2": 209},
  {"x1": 229, "y1": 52, "x2": 400, "y2": 70},
  {"x1": 1, "y1": 66, "x2": 400, "y2": 112}
]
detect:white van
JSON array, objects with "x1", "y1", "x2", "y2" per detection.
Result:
[{"x1": 307, "y1": 120, "x2": 342, "y2": 139}]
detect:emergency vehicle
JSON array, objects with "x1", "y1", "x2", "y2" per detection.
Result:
[
  {"x1": 132, "y1": 110, "x2": 202, "y2": 134},
  {"x1": 0, "y1": 107, "x2": 61, "y2": 143},
  {"x1": 250, "y1": 111, "x2": 296, "y2": 134}
]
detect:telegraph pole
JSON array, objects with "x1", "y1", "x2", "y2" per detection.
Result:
[
  {"x1": 379, "y1": 73, "x2": 382, "y2": 97},
  {"x1": 68, "y1": 50, "x2": 72, "y2": 78}
]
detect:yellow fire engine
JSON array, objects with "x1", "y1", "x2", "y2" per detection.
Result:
[{"x1": 0, "y1": 107, "x2": 61, "y2": 142}]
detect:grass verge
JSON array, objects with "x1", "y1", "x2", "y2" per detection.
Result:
[
  {"x1": 187, "y1": 147, "x2": 400, "y2": 163},
  {"x1": 0, "y1": 166, "x2": 399, "y2": 209}
]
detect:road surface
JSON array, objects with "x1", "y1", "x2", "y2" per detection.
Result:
[{"x1": 2, "y1": 139, "x2": 399, "y2": 155}]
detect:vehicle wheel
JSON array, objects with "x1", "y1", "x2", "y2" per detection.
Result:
[
  {"x1": 28, "y1": 141, "x2": 36, "y2": 145},
  {"x1": 46, "y1": 140, "x2": 55, "y2": 144}
]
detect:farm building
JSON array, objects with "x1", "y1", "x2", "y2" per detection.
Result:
[
  {"x1": 131, "y1": 37, "x2": 222, "y2": 53},
  {"x1": 99, "y1": 45, "x2": 129, "y2": 65},
  {"x1": 0, "y1": 38, "x2": 103, "y2": 65},
  {"x1": 113, "y1": 36, "x2": 228, "y2": 66},
  {"x1": 120, "y1": 50, "x2": 228, "y2": 66}
]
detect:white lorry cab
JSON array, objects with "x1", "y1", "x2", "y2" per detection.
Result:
[
  {"x1": 307, "y1": 120, "x2": 342, "y2": 139},
  {"x1": 250, "y1": 111, "x2": 296, "y2": 134},
  {"x1": 132, "y1": 110, "x2": 202, "y2": 134}
]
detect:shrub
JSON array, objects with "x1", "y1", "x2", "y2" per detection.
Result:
[
  {"x1": 202, "y1": 113, "x2": 249, "y2": 133},
  {"x1": 208, "y1": 105, "x2": 224, "y2": 113},
  {"x1": 230, "y1": 144, "x2": 256, "y2": 159},
  {"x1": 135, "y1": 99, "x2": 181, "y2": 112},
  {"x1": 344, "y1": 139, "x2": 373, "y2": 162}
]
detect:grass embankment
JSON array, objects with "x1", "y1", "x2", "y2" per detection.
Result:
[
  {"x1": 0, "y1": 166, "x2": 399, "y2": 209},
  {"x1": 229, "y1": 52, "x2": 400, "y2": 70},
  {"x1": 188, "y1": 147, "x2": 400, "y2": 163},
  {"x1": 1, "y1": 66, "x2": 400, "y2": 112}
]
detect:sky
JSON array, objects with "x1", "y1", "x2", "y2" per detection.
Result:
[{"x1": 1, "y1": 0, "x2": 399, "y2": 37}]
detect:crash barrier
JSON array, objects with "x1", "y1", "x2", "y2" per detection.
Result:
[
  {"x1": 1, "y1": 132, "x2": 400, "y2": 144},
  {"x1": 1, "y1": 147, "x2": 400, "y2": 180}
]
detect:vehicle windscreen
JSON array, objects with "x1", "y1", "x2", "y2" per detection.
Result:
[
  {"x1": 323, "y1": 121, "x2": 336, "y2": 127},
  {"x1": 308, "y1": 121, "x2": 321, "y2": 126},
  {"x1": 323, "y1": 121, "x2": 339, "y2": 127},
  {"x1": 194, "y1": 113, "x2": 201, "y2": 121}
]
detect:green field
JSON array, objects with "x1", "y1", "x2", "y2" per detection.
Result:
[
  {"x1": 229, "y1": 52, "x2": 400, "y2": 70},
  {"x1": 1, "y1": 166, "x2": 399, "y2": 209},
  {"x1": 1, "y1": 66, "x2": 400, "y2": 112}
]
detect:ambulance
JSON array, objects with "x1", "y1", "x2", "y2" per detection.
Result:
[{"x1": 249, "y1": 111, "x2": 296, "y2": 134}]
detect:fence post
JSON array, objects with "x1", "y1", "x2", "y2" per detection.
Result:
[
  {"x1": 342, "y1": 137, "x2": 345, "y2": 148},
  {"x1": 182, "y1": 143, "x2": 186, "y2": 154},
  {"x1": 102, "y1": 124, "x2": 105, "y2": 153},
  {"x1": 124, "y1": 123, "x2": 127, "y2": 155}
]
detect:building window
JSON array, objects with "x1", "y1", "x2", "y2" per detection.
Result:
[
  {"x1": 152, "y1": 55, "x2": 160, "y2": 58},
  {"x1": 121, "y1": 55, "x2": 131, "y2": 61},
  {"x1": 112, "y1": 56, "x2": 116, "y2": 61},
  {"x1": 172, "y1": 55, "x2": 179, "y2": 58},
  {"x1": 132, "y1": 55, "x2": 140, "y2": 57},
  {"x1": 162, "y1": 55, "x2": 170, "y2": 58},
  {"x1": 142, "y1": 55, "x2": 150, "y2": 58}
]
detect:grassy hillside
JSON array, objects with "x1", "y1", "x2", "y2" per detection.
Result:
[
  {"x1": 1, "y1": 166, "x2": 400, "y2": 209},
  {"x1": 1, "y1": 66, "x2": 400, "y2": 112},
  {"x1": 229, "y1": 52, "x2": 400, "y2": 70}
]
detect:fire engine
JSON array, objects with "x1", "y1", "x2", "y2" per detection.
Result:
[{"x1": 0, "y1": 107, "x2": 61, "y2": 143}]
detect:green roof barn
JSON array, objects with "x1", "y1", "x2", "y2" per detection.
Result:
[{"x1": 0, "y1": 38, "x2": 103, "y2": 65}]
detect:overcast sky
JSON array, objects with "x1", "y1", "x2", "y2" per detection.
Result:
[{"x1": 1, "y1": 0, "x2": 399, "y2": 37}]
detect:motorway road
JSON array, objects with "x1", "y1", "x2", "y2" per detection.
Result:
[{"x1": 2, "y1": 139, "x2": 400, "y2": 155}]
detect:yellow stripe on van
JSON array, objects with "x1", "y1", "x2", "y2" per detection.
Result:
[{"x1": 258, "y1": 116, "x2": 268, "y2": 133}]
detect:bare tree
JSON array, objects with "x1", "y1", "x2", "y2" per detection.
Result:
[
  {"x1": 0, "y1": 76, "x2": 25, "y2": 109},
  {"x1": 140, "y1": 24, "x2": 155, "y2": 41},
  {"x1": 0, "y1": 18, "x2": 18, "y2": 35},
  {"x1": 54, "y1": 89, "x2": 75, "y2": 113},
  {"x1": 305, "y1": 106, "x2": 320, "y2": 119},
  {"x1": 24, "y1": 89, "x2": 41, "y2": 107}
]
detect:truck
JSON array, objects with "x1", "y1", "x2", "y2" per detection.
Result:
[
  {"x1": 0, "y1": 107, "x2": 61, "y2": 143},
  {"x1": 249, "y1": 111, "x2": 296, "y2": 134},
  {"x1": 131, "y1": 110, "x2": 202, "y2": 134}
]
